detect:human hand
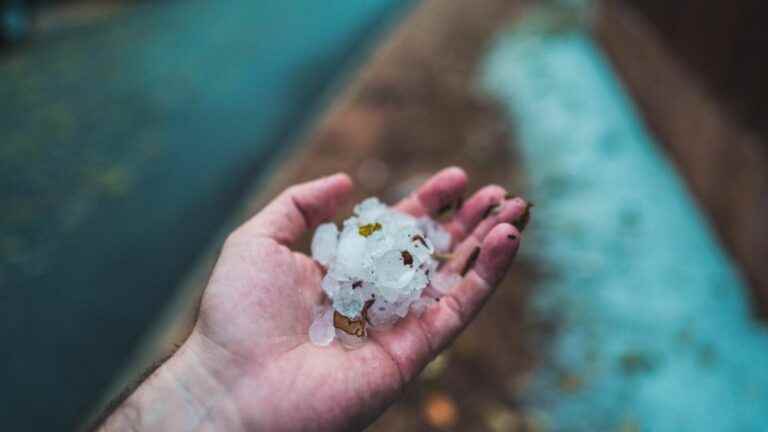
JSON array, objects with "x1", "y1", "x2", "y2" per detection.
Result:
[{"x1": 98, "y1": 167, "x2": 529, "y2": 432}]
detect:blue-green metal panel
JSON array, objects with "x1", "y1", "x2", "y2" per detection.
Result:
[{"x1": 0, "y1": 0, "x2": 409, "y2": 429}]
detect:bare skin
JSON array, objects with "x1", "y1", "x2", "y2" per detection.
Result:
[{"x1": 98, "y1": 167, "x2": 528, "y2": 432}]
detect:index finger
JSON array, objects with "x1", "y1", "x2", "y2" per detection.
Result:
[{"x1": 395, "y1": 166, "x2": 468, "y2": 217}]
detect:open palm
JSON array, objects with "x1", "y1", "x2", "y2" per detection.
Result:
[{"x1": 188, "y1": 167, "x2": 527, "y2": 431}]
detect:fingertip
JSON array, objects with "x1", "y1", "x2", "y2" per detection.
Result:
[
  {"x1": 507, "y1": 196, "x2": 527, "y2": 208},
  {"x1": 512, "y1": 200, "x2": 533, "y2": 232},
  {"x1": 329, "y1": 171, "x2": 353, "y2": 185},
  {"x1": 485, "y1": 183, "x2": 507, "y2": 195},
  {"x1": 310, "y1": 173, "x2": 354, "y2": 222},
  {"x1": 484, "y1": 222, "x2": 521, "y2": 256},
  {"x1": 470, "y1": 184, "x2": 507, "y2": 203},
  {"x1": 465, "y1": 195, "x2": 528, "y2": 241},
  {"x1": 454, "y1": 184, "x2": 507, "y2": 231},
  {"x1": 441, "y1": 166, "x2": 469, "y2": 185},
  {"x1": 324, "y1": 172, "x2": 354, "y2": 194},
  {"x1": 415, "y1": 166, "x2": 469, "y2": 215},
  {"x1": 276, "y1": 173, "x2": 354, "y2": 234},
  {"x1": 321, "y1": 172, "x2": 354, "y2": 203},
  {"x1": 499, "y1": 197, "x2": 528, "y2": 220},
  {"x1": 474, "y1": 223, "x2": 521, "y2": 286}
]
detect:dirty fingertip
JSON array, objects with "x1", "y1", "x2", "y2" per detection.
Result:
[{"x1": 474, "y1": 223, "x2": 521, "y2": 286}]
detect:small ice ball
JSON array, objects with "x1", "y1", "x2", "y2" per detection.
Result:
[
  {"x1": 426, "y1": 256, "x2": 439, "y2": 274},
  {"x1": 367, "y1": 298, "x2": 399, "y2": 327},
  {"x1": 432, "y1": 231, "x2": 451, "y2": 253},
  {"x1": 394, "y1": 297, "x2": 416, "y2": 318},
  {"x1": 354, "y1": 197, "x2": 388, "y2": 220},
  {"x1": 321, "y1": 274, "x2": 340, "y2": 297},
  {"x1": 309, "y1": 196, "x2": 454, "y2": 345},
  {"x1": 409, "y1": 234, "x2": 434, "y2": 261},
  {"x1": 402, "y1": 265, "x2": 429, "y2": 297},
  {"x1": 417, "y1": 217, "x2": 452, "y2": 253},
  {"x1": 335, "y1": 228, "x2": 370, "y2": 280},
  {"x1": 333, "y1": 289, "x2": 365, "y2": 318},
  {"x1": 372, "y1": 249, "x2": 416, "y2": 292},
  {"x1": 377, "y1": 283, "x2": 401, "y2": 304},
  {"x1": 309, "y1": 307, "x2": 336, "y2": 346},
  {"x1": 311, "y1": 223, "x2": 339, "y2": 267},
  {"x1": 410, "y1": 297, "x2": 437, "y2": 317}
]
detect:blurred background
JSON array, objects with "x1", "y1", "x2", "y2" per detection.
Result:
[{"x1": 1, "y1": 0, "x2": 767, "y2": 430}]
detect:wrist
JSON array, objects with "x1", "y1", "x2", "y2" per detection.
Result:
[{"x1": 99, "y1": 330, "x2": 244, "y2": 431}]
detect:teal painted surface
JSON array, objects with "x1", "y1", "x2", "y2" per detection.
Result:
[
  {"x1": 483, "y1": 17, "x2": 768, "y2": 431},
  {"x1": 0, "y1": 1, "x2": 408, "y2": 429}
]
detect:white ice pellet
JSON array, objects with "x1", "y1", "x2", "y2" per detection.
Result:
[
  {"x1": 311, "y1": 223, "x2": 339, "y2": 267},
  {"x1": 394, "y1": 297, "x2": 415, "y2": 318},
  {"x1": 410, "y1": 297, "x2": 437, "y2": 317},
  {"x1": 320, "y1": 274, "x2": 340, "y2": 297},
  {"x1": 308, "y1": 197, "x2": 453, "y2": 346},
  {"x1": 430, "y1": 272, "x2": 462, "y2": 294},
  {"x1": 417, "y1": 217, "x2": 452, "y2": 252},
  {"x1": 372, "y1": 249, "x2": 416, "y2": 292},
  {"x1": 333, "y1": 288, "x2": 365, "y2": 318},
  {"x1": 334, "y1": 228, "x2": 370, "y2": 280},
  {"x1": 308, "y1": 306, "x2": 336, "y2": 346},
  {"x1": 367, "y1": 298, "x2": 399, "y2": 327},
  {"x1": 354, "y1": 197, "x2": 388, "y2": 220}
]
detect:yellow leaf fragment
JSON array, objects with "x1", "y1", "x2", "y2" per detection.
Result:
[{"x1": 358, "y1": 222, "x2": 382, "y2": 237}]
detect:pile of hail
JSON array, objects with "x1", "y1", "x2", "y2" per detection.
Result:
[{"x1": 308, "y1": 197, "x2": 462, "y2": 346}]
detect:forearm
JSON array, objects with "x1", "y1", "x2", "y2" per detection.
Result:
[{"x1": 97, "y1": 334, "x2": 243, "y2": 432}]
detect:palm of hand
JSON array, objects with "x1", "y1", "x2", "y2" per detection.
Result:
[{"x1": 190, "y1": 168, "x2": 527, "y2": 431}]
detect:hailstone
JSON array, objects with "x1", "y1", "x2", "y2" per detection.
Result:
[{"x1": 309, "y1": 197, "x2": 453, "y2": 346}]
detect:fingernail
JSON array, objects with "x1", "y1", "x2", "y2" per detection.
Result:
[
  {"x1": 437, "y1": 202, "x2": 452, "y2": 215},
  {"x1": 461, "y1": 246, "x2": 481, "y2": 276},
  {"x1": 439, "y1": 197, "x2": 464, "y2": 216},
  {"x1": 513, "y1": 202, "x2": 533, "y2": 232},
  {"x1": 482, "y1": 203, "x2": 500, "y2": 219}
]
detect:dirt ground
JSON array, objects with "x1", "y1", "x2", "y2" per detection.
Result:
[
  {"x1": 266, "y1": 1, "x2": 550, "y2": 429},
  {"x1": 166, "y1": 0, "x2": 550, "y2": 430}
]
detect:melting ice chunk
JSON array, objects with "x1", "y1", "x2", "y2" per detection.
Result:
[
  {"x1": 311, "y1": 223, "x2": 339, "y2": 267},
  {"x1": 333, "y1": 288, "x2": 365, "y2": 318},
  {"x1": 417, "y1": 217, "x2": 452, "y2": 253},
  {"x1": 309, "y1": 197, "x2": 454, "y2": 346},
  {"x1": 308, "y1": 307, "x2": 336, "y2": 346},
  {"x1": 431, "y1": 273, "x2": 462, "y2": 294},
  {"x1": 320, "y1": 274, "x2": 340, "y2": 297},
  {"x1": 410, "y1": 297, "x2": 437, "y2": 317}
]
